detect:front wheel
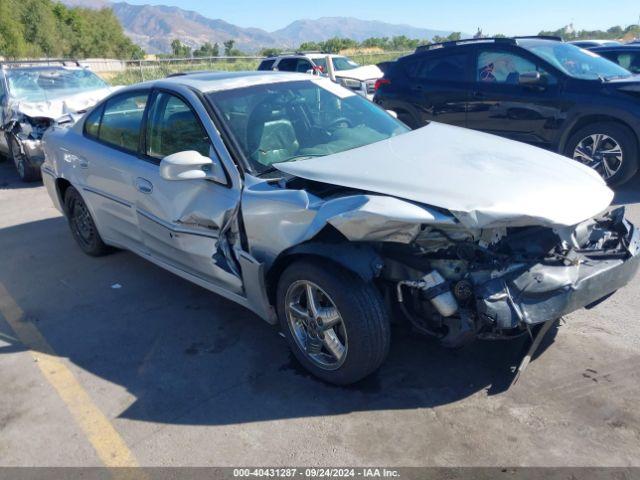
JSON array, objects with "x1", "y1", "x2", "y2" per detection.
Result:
[
  {"x1": 565, "y1": 122, "x2": 639, "y2": 186},
  {"x1": 277, "y1": 260, "x2": 390, "y2": 385},
  {"x1": 9, "y1": 136, "x2": 41, "y2": 182}
]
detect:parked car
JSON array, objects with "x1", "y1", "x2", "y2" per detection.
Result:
[
  {"x1": 258, "y1": 52, "x2": 382, "y2": 99},
  {"x1": 591, "y1": 45, "x2": 640, "y2": 74},
  {"x1": 0, "y1": 61, "x2": 118, "y2": 182},
  {"x1": 569, "y1": 40, "x2": 622, "y2": 49},
  {"x1": 42, "y1": 71, "x2": 640, "y2": 385},
  {"x1": 374, "y1": 37, "x2": 640, "y2": 186}
]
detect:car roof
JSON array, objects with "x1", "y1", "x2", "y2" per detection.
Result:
[
  {"x1": 590, "y1": 45, "x2": 640, "y2": 52},
  {"x1": 410, "y1": 37, "x2": 562, "y2": 57},
  {"x1": 2, "y1": 66, "x2": 87, "y2": 72},
  {"x1": 134, "y1": 70, "x2": 313, "y2": 94}
]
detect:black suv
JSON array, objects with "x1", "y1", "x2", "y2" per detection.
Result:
[{"x1": 374, "y1": 37, "x2": 640, "y2": 185}]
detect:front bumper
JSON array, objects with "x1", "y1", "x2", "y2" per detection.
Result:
[{"x1": 476, "y1": 222, "x2": 640, "y2": 328}]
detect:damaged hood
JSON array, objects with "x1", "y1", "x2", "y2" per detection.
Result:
[
  {"x1": 8, "y1": 87, "x2": 119, "y2": 121},
  {"x1": 274, "y1": 123, "x2": 614, "y2": 229}
]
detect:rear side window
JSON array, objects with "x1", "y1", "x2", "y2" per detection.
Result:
[
  {"x1": 405, "y1": 54, "x2": 467, "y2": 81},
  {"x1": 258, "y1": 59, "x2": 276, "y2": 71},
  {"x1": 84, "y1": 105, "x2": 103, "y2": 138},
  {"x1": 613, "y1": 53, "x2": 640, "y2": 74},
  {"x1": 98, "y1": 92, "x2": 148, "y2": 152},
  {"x1": 477, "y1": 51, "x2": 536, "y2": 83},
  {"x1": 145, "y1": 92, "x2": 210, "y2": 159},
  {"x1": 276, "y1": 58, "x2": 299, "y2": 72}
]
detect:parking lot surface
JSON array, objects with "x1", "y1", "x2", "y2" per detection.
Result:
[{"x1": 1, "y1": 159, "x2": 640, "y2": 467}]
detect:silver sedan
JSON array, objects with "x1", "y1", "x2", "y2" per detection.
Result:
[{"x1": 42, "y1": 71, "x2": 640, "y2": 385}]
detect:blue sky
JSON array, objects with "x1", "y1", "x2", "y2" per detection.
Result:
[{"x1": 123, "y1": 0, "x2": 640, "y2": 34}]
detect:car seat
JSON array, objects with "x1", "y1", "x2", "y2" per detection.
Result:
[{"x1": 246, "y1": 101, "x2": 299, "y2": 166}]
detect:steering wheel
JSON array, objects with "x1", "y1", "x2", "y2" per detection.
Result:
[{"x1": 326, "y1": 117, "x2": 353, "y2": 132}]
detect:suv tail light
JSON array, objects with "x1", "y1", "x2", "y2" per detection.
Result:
[{"x1": 374, "y1": 78, "x2": 391, "y2": 91}]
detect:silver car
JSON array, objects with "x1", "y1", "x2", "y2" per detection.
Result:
[
  {"x1": 42, "y1": 71, "x2": 640, "y2": 385},
  {"x1": 0, "y1": 62, "x2": 116, "y2": 182}
]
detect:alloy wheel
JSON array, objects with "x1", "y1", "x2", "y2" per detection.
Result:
[
  {"x1": 285, "y1": 280, "x2": 348, "y2": 370},
  {"x1": 573, "y1": 133, "x2": 623, "y2": 180}
]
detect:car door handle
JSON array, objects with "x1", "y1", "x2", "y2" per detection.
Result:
[
  {"x1": 411, "y1": 85, "x2": 424, "y2": 92},
  {"x1": 472, "y1": 91, "x2": 486, "y2": 99},
  {"x1": 135, "y1": 177, "x2": 153, "y2": 194}
]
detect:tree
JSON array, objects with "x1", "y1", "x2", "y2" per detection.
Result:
[
  {"x1": 223, "y1": 40, "x2": 235, "y2": 56},
  {"x1": 194, "y1": 41, "x2": 219, "y2": 57},
  {"x1": 170, "y1": 39, "x2": 191, "y2": 57},
  {"x1": 0, "y1": 0, "x2": 145, "y2": 60},
  {"x1": 259, "y1": 47, "x2": 282, "y2": 57},
  {"x1": 299, "y1": 41, "x2": 322, "y2": 52}
]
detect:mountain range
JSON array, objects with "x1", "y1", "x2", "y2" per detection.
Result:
[{"x1": 60, "y1": 0, "x2": 457, "y2": 53}]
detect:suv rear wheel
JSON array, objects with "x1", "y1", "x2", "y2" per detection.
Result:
[
  {"x1": 565, "y1": 122, "x2": 639, "y2": 186},
  {"x1": 276, "y1": 260, "x2": 390, "y2": 385}
]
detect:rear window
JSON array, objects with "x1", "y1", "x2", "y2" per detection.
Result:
[
  {"x1": 404, "y1": 54, "x2": 467, "y2": 81},
  {"x1": 95, "y1": 91, "x2": 149, "y2": 153}
]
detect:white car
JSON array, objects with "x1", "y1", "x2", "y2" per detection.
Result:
[
  {"x1": 42, "y1": 71, "x2": 640, "y2": 385},
  {"x1": 258, "y1": 53, "x2": 383, "y2": 100},
  {"x1": 0, "y1": 61, "x2": 118, "y2": 182}
]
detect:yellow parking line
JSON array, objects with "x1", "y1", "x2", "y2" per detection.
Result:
[{"x1": 0, "y1": 283, "x2": 139, "y2": 468}]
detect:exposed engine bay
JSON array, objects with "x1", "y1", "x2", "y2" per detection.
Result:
[{"x1": 378, "y1": 207, "x2": 639, "y2": 348}]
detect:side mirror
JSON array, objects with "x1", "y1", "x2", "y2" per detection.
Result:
[
  {"x1": 519, "y1": 71, "x2": 543, "y2": 86},
  {"x1": 160, "y1": 150, "x2": 225, "y2": 183},
  {"x1": 386, "y1": 110, "x2": 398, "y2": 119}
]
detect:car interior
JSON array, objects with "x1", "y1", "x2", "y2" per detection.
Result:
[{"x1": 210, "y1": 81, "x2": 407, "y2": 170}]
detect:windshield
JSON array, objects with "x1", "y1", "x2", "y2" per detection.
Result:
[
  {"x1": 208, "y1": 80, "x2": 408, "y2": 173},
  {"x1": 6, "y1": 68, "x2": 108, "y2": 102},
  {"x1": 313, "y1": 56, "x2": 360, "y2": 72},
  {"x1": 522, "y1": 42, "x2": 632, "y2": 80}
]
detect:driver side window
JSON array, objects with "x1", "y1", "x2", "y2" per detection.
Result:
[
  {"x1": 145, "y1": 92, "x2": 211, "y2": 160},
  {"x1": 477, "y1": 50, "x2": 556, "y2": 85}
]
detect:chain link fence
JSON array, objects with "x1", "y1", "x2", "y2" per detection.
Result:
[{"x1": 86, "y1": 51, "x2": 411, "y2": 85}]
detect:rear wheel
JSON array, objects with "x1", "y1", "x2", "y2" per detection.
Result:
[
  {"x1": 9, "y1": 136, "x2": 41, "y2": 182},
  {"x1": 565, "y1": 122, "x2": 639, "y2": 186},
  {"x1": 277, "y1": 260, "x2": 390, "y2": 385},
  {"x1": 64, "y1": 186, "x2": 111, "y2": 257}
]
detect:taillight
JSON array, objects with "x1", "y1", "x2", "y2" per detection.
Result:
[{"x1": 374, "y1": 78, "x2": 391, "y2": 91}]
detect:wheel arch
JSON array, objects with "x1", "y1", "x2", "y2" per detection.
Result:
[
  {"x1": 559, "y1": 114, "x2": 640, "y2": 153},
  {"x1": 265, "y1": 241, "x2": 383, "y2": 306},
  {"x1": 55, "y1": 177, "x2": 73, "y2": 213}
]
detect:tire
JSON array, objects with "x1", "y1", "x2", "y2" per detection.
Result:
[
  {"x1": 564, "y1": 122, "x2": 639, "y2": 186},
  {"x1": 276, "y1": 259, "x2": 391, "y2": 385},
  {"x1": 64, "y1": 186, "x2": 111, "y2": 257},
  {"x1": 9, "y1": 136, "x2": 41, "y2": 182}
]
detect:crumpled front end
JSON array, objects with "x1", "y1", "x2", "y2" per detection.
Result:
[
  {"x1": 3, "y1": 87, "x2": 115, "y2": 169},
  {"x1": 381, "y1": 207, "x2": 639, "y2": 346}
]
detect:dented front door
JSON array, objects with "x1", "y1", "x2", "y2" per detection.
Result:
[{"x1": 132, "y1": 91, "x2": 243, "y2": 294}]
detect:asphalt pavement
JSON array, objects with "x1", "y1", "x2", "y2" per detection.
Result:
[{"x1": 1, "y1": 159, "x2": 639, "y2": 467}]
